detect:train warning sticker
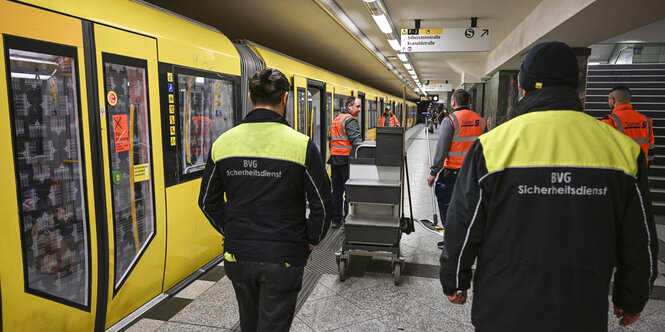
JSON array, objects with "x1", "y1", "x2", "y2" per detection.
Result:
[
  {"x1": 168, "y1": 94, "x2": 174, "y2": 103},
  {"x1": 167, "y1": 72, "x2": 173, "y2": 82},
  {"x1": 107, "y1": 91, "x2": 118, "y2": 106},
  {"x1": 170, "y1": 136, "x2": 176, "y2": 146},
  {"x1": 170, "y1": 126, "x2": 176, "y2": 135},
  {"x1": 133, "y1": 163, "x2": 150, "y2": 182},
  {"x1": 169, "y1": 115, "x2": 175, "y2": 125},
  {"x1": 169, "y1": 105, "x2": 175, "y2": 114},
  {"x1": 112, "y1": 114, "x2": 130, "y2": 152}
]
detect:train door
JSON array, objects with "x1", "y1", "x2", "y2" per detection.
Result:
[
  {"x1": 0, "y1": 3, "x2": 99, "y2": 330},
  {"x1": 307, "y1": 79, "x2": 326, "y2": 161},
  {"x1": 293, "y1": 75, "x2": 308, "y2": 136},
  {"x1": 357, "y1": 91, "x2": 366, "y2": 140},
  {"x1": 92, "y1": 24, "x2": 167, "y2": 328}
]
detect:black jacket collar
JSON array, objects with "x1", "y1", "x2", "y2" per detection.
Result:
[
  {"x1": 515, "y1": 85, "x2": 583, "y2": 118},
  {"x1": 242, "y1": 108, "x2": 290, "y2": 126},
  {"x1": 454, "y1": 107, "x2": 471, "y2": 112}
]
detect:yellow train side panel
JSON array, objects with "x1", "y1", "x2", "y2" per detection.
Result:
[
  {"x1": 93, "y1": 24, "x2": 167, "y2": 328},
  {"x1": 163, "y1": 181, "x2": 223, "y2": 290},
  {"x1": 18, "y1": 0, "x2": 241, "y2": 75},
  {"x1": 0, "y1": 1, "x2": 97, "y2": 330}
]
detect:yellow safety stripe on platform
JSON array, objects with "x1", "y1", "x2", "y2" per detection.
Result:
[
  {"x1": 479, "y1": 111, "x2": 641, "y2": 176},
  {"x1": 211, "y1": 122, "x2": 309, "y2": 166}
]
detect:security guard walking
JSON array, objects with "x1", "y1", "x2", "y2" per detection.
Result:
[
  {"x1": 439, "y1": 42, "x2": 657, "y2": 331},
  {"x1": 427, "y1": 89, "x2": 486, "y2": 228},
  {"x1": 378, "y1": 106, "x2": 400, "y2": 127},
  {"x1": 199, "y1": 68, "x2": 332, "y2": 332},
  {"x1": 602, "y1": 86, "x2": 655, "y2": 165},
  {"x1": 329, "y1": 96, "x2": 363, "y2": 228}
]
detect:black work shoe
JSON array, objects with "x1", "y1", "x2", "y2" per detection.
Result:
[{"x1": 331, "y1": 221, "x2": 343, "y2": 228}]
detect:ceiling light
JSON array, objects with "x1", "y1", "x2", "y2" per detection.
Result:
[
  {"x1": 397, "y1": 53, "x2": 408, "y2": 62},
  {"x1": 372, "y1": 14, "x2": 393, "y2": 34},
  {"x1": 388, "y1": 39, "x2": 400, "y2": 51},
  {"x1": 408, "y1": 70, "x2": 415, "y2": 75},
  {"x1": 404, "y1": 63, "x2": 412, "y2": 70}
]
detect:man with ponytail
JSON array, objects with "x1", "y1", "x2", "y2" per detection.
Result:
[{"x1": 199, "y1": 68, "x2": 332, "y2": 332}]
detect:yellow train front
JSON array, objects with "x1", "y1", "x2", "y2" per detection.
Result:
[{"x1": 0, "y1": 0, "x2": 418, "y2": 331}]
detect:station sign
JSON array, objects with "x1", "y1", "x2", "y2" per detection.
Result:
[
  {"x1": 419, "y1": 95, "x2": 440, "y2": 101},
  {"x1": 422, "y1": 83, "x2": 452, "y2": 92},
  {"x1": 401, "y1": 28, "x2": 490, "y2": 53}
]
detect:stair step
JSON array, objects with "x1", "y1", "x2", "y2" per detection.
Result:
[
  {"x1": 587, "y1": 82, "x2": 665, "y2": 89},
  {"x1": 586, "y1": 96, "x2": 665, "y2": 103},
  {"x1": 589, "y1": 64, "x2": 665, "y2": 70},
  {"x1": 588, "y1": 69, "x2": 665, "y2": 76},
  {"x1": 587, "y1": 75, "x2": 665, "y2": 82}
]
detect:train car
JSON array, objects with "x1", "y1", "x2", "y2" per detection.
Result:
[
  {"x1": 0, "y1": 1, "x2": 416, "y2": 331},
  {"x1": 0, "y1": 0, "x2": 239, "y2": 330}
]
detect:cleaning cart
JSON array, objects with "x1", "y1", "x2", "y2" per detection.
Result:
[{"x1": 336, "y1": 126, "x2": 408, "y2": 285}]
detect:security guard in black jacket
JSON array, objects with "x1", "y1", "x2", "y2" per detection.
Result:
[
  {"x1": 199, "y1": 68, "x2": 332, "y2": 332},
  {"x1": 439, "y1": 42, "x2": 658, "y2": 331}
]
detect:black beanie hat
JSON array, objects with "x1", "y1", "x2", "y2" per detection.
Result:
[{"x1": 519, "y1": 41, "x2": 578, "y2": 91}]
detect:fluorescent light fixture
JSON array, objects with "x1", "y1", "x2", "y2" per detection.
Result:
[
  {"x1": 408, "y1": 69, "x2": 415, "y2": 74},
  {"x1": 397, "y1": 53, "x2": 408, "y2": 62},
  {"x1": 372, "y1": 14, "x2": 393, "y2": 34},
  {"x1": 388, "y1": 39, "x2": 400, "y2": 51},
  {"x1": 11, "y1": 72, "x2": 52, "y2": 80},
  {"x1": 195, "y1": 77, "x2": 205, "y2": 84},
  {"x1": 9, "y1": 56, "x2": 59, "y2": 66},
  {"x1": 404, "y1": 63, "x2": 412, "y2": 70},
  {"x1": 588, "y1": 62, "x2": 601, "y2": 65}
]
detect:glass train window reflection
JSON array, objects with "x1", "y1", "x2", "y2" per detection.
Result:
[
  {"x1": 103, "y1": 57, "x2": 155, "y2": 290},
  {"x1": 368, "y1": 99, "x2": 377, "y2": 129},
  {"x1": 8, "y1": 47, "x2": 89, "y2": 307},
  {"x1": 296, "y1": 87, "x2": 307, "y2": 135},
  {"x1": 177, "y1": 74, "x2": 234, "y2": 174}
]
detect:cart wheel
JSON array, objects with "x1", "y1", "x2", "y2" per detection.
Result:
[
  {"x1": 393, "y1": 262, "x2": 401, "y2": 285},
  {"x1": 338, "y1": 258, "x2": 347, "y2": 282}
]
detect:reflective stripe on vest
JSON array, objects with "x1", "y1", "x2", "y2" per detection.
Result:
[
  {"x1": 607, "y1": 106, "x2": 652, "y2": 162},
  {"x1": 330, "y1": 113, "x2": 353, "y2": 156},
  {"x1": 443, "y1": 110, "x2": 485, "y2": 169}
]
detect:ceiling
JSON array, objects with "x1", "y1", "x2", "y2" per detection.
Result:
[{"x1": 143, "y1": 0, "x2": 665, "y2": 99}]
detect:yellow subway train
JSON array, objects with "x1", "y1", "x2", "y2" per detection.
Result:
[{"x1": 0, "y1": 0, "x2": 417, "y2": 330}]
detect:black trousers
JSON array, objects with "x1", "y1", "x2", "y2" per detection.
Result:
[
  {"x1": 331, "y1": 164, "x2": 349, "y2": 222},
  {"x1": 225, "y1": 259, "x2": 304, "y2": 332}
]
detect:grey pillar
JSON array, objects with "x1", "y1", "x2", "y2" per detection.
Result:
[{"x1": 482, "y1": 70, "x2": 519, "y2": 128}]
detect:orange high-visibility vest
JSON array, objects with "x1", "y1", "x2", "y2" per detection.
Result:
[
  {"x1": 443, "y1": 109, "x2": 486, "y2": 169},
  {"x1": 602, "y1": 103, "x2": 654, "y2": 163},
  {"x1": 378, "y1": 113, "x2": 400, "y2": 127},
  {"x1": 330, "y1": 113, "x2": 353, "y2": 156}
]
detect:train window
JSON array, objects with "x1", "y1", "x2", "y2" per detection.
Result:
[
  {"x1": 102, "y1": 54, "x2": 155, "y2": 291},
  {"x1": 6, "y1": 42, "x2": 90, "y2": 308},
  {"x1": 285, "y1": 87, "x2": 294, "y2": 127},
  {"x1": 177, "y1": 74, "x2": 234, "y2": 174},
  {"x1": 296, "y1": 87, "x2": 307, "y2": 135},
  {"x1": 368, "y1": 99, "x2": 377, "y2": 129},
  {"x1": 333, "y1": 94, "x2": 349, "y2": 120}
]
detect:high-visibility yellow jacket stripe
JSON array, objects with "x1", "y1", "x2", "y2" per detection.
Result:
[
  {"x1": 211, "y1": 122, "x2": 309, "y2": 166},
  {"x1": 479, "y1": 111, "x2": 641, "y2": 176}
]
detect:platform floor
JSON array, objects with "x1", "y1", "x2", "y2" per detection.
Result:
[{"x1": 126, "y1": 124, "x2": 665, "y2": 332}]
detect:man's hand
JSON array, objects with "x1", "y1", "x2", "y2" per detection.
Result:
[
  {"x1": 446, "y1": 290, "x2": 467, "y2": 305},
  {"x1": 427, "y1": 175, "x2": 436, "y2": 187},
  {"x1": 613, "y1": 305, "x2": 641, "y2": 326},
  {"x1": 308, "y1": 244, "x2": 314, "y2": 251}
]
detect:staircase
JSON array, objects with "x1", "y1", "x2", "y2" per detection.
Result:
[{"x1": 584, "y1": 63, "x2": 665, "y2": 215}]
